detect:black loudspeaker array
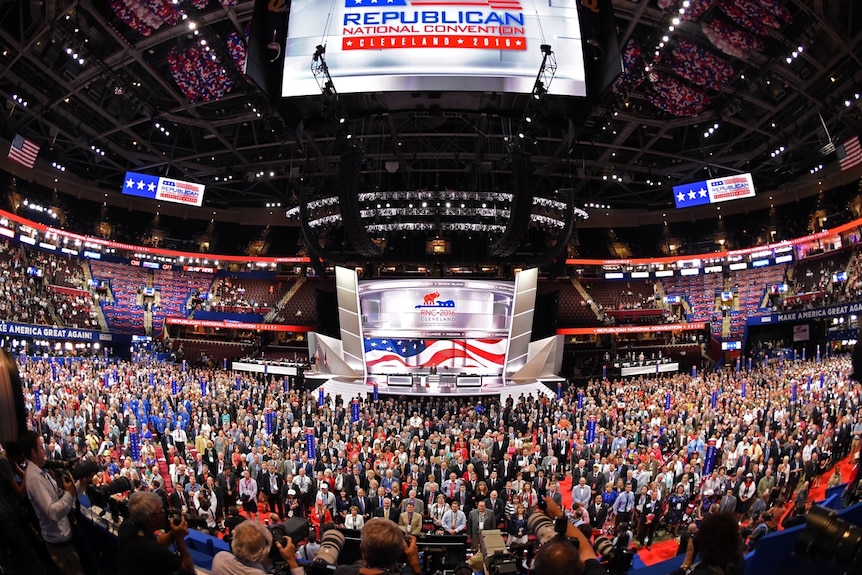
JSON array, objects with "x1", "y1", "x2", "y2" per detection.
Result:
[
  {"x1": 338, "y1": 150, "x2": 381, "y2": 258},
  {"x1": 490, "y1": 151, "x2": 533, "y2": 257},
  {"x1": 298, "y1": 186, "x2": 336, "y2": 276}
]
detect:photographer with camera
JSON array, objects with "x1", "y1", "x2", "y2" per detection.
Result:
[
  {"x1": 669, "y1": 512, "x2": 743, "y2": 575},
  {"x1": 117, "y1": 491, "x2": 195, "y2": 575},
  {"x1": 211, "y1": 520, "x2": 304, "y2": 575},
  {"x1": 532, "y1": 496, "x2": 607, "y2": 575},
  {"x1": 745, "y1": 508, "x2": 780, "y2": 552},
  {"x1": 22, "y1": 429, "x2": 89, "y2": 575},
  {"x1": 333, "y1": 517, "x2": 422, "y2": 575}
]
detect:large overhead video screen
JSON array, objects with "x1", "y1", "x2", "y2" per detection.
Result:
[
  {"x1": 282, "y1": 0, "x2": 586, "y2": 97},
  {"x1": 122, "y1": 171, "x2": 205, "y2": 207},
  {"x1": 672, "y1": 172, "x2": 756, "y2": 210},
  {"x1": 358, "y1": 278, "x2": 514, "y2": 339}
]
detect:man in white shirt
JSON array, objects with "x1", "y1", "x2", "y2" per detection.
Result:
[
  {"x1": 23, "y1": 430, "x2": 88, "y2": 575},
  {"x1": 441, "y1": 500, "x2": 467, "y2": 535},
  {"x1": 239, "y1": 469, "x2": 259, "y2": 520}
]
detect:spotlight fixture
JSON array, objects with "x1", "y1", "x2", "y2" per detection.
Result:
[
  {"x1": 810, "y1": 164, "x2": 823, "y2": 174},
  {"x1": 784, "y1": 45, "x2": 805, "y2": 64},
  {"x1": 770, "y1": 146, "x2": 786, "y2": 158},
  {"x1": 703, "y1": 122, "x2": 720, "y2": 139},
  {"x1": 154, "y1": 121, "x2": 171, "y2": 136},
  {"x1": 532, "y1": 81, "x2": 547, "y2": 100}
]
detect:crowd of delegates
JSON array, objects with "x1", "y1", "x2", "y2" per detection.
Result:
[
  {"x1": 2, "y1": 351, "x2": 861, "y2": 574},
  {"x1": 0, "y1": 238, "x2": 96, "y2": 329}
]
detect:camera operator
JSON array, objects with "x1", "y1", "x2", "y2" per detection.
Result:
[
  {"x1": 21, "y1": 429, "x2": 89, "y2": 575},
  {"x1": 211, "y1": 520, "x2": 304, "y2": 575},
  {"x1": 676, "y1": 524, "x2": 697, "y2": 557},
  {"x1": 669, "y1": 512, "x2": 743, "y2": 575},
  {"x1": 533, "y1": 496, "x2": 607, "y2": 575},
  {"x1": 0, "y1": 440, "x2": 50, "y2": 575},
  {"x1": 117, "y1": 491, "x2": 195, "y2": 575},
  {"x1": 333, "y1": 517, "x2": 422, "y2": 575},
  {"x1": 745, "y1": 508, "x2": 780, "y2": 552}
]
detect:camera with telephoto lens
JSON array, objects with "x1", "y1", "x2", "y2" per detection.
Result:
[
  {"x1": 269, "y1": 518, "x2": 312, "y2": 562},
  {"x1": 68, "y1": 456, "x2": 102, "y2": 480},
  {"x1": 44, "y1": 456, "x2": 101, "y2": 481},
  {"x1": 86, "y1": 475, "x2": 133, "y2": 521},
  {"x1": 311, "y1": 528, "x2": 346, "y2": 568},
  {"x1": 526, "y1": 512, "x2": 571, "y2": 547},
  {"x1": 795, "y1": 505, "x2": 862, "y2": 575},
  {"x1": 593, "y1": 535, "x2": 634, "y2": 575}
]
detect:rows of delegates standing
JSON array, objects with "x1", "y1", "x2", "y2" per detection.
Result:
[{"x1": 0, "y1": 351, "x2": 860, "y2": 574}]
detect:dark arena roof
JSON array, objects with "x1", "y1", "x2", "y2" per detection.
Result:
[{"x1": 1, "y1": 0, "x2": 862, "y2": 266}]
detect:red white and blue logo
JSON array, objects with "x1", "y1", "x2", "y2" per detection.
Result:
[
  {"x1": 341, "y1": 0, "x2": 526, "y2": 51},
  {"x1": 346, "y1": 0, "x2": 522, "y2": 9},
  {"x1": 414, "y1": 291, "x2": 455, "y2": 309}
]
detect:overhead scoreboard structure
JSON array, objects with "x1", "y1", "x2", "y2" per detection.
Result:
[
  {"x1": 281, "y1": 0, "x2": 588, "y2": 97},
  {"x1": 122, "y1": 171, "x2": 206, "y2": 207},
  {"x1": 672, "y1": 172, "x2": 756, "y2": 210}
]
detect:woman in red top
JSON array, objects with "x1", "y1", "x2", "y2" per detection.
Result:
[{"x1": 308, "y1": 500, "x2": 333, "y2": 538}]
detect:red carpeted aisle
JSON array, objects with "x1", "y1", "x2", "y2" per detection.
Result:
[{"x1": 154, "y1": 444, "x2": 174, "y2": 493}]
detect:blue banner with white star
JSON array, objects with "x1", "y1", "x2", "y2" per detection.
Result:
[
  {"x1": 122, "y1": 171, "x2": 206, "y2": 207},
  {"x1": 672, "y1": 172, "x2": 755, "y2": 210}
]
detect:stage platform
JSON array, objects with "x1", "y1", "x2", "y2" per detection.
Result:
[
  {"x1": 317, "y1": 376, "x2": 557, "y2": 402},
  {"x1": 232, "y1": 361, "x2": 561, "y2": 401}
]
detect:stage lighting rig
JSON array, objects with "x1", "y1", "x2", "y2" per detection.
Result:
[
  {"x1": 311, "y1": 44, "x2": 349, "y2": 126},
  {"x1": 514, "y1": 44, "x2": 557, "y2": 151},
  {"x1": 533, "y1": 44, "x2": 557, "y2": 101}
]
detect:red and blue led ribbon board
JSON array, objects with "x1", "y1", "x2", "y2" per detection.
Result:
[
  {"x1": 672, "y1": 172, "x2": 755, "y2": 210},
  {"x1": 122, "y1": 171, "x2": 206, "y2": 207}
]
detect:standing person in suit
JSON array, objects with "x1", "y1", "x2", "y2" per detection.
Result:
[
  {"x1": 399, "y1": 501, "x2": 423, "y2": 535},
  {"x1": 588, "y1": 494, "x2": 609, "y2": 529},
  {"x1": 456, "y1": 483, "x2": 472, "y2": 514},
  {"x1": 373, "y1": 497, "x2": 401, "y2": 522},
  {"x1": 545, "y1": 457, "x2": 564, "y2": 482},
  {"x1": 261, "y1": 462, "x2": 285, "y2": 519},
  {"x1": 169, "y1": 485, "x2": 191, "y2": 514},
  {"x1": 546, "y1": 480, "x2": 563, "y2": 509},
  {"x1": 203, "y1": 440, "x2": 218, "y2": 476},
  {"x1": 467, "y1": 500, "x2": 496, "y2": 549},
  {"x1": 637, "y1": 492, "x2": 660, "y2": 550},
  {"x1": 718, "y1": 487, "x2": 737, "y2": 515},
  {"x1": 442, "y1": 473, "x2": 462, "y2": 503},
  {"x1": 571, "y1": 477, "x2": 592, "y2": 509},
  {"x1": 497, "y1": 452, "x2": 516, "y2": 481},
  {"x1": 401, "y1": 489, "x2": 425, "y2": 516},
  {"x1": 352, "y1": 487, "x2": 373, "y2": 522},
  {"x1": 485, "y1": 490, "x2": 506, "y2": 526}
]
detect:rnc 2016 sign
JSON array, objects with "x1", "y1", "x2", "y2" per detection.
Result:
[
  {"x1": 122, "y1": 171, "x2": 206, "y2": 207},
  {"x1": 673, "y1": 172, "x2": 756, "y2": 210},
  {"x1": 282, "y1": 0, "x2": 586, "y2": 97}
]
